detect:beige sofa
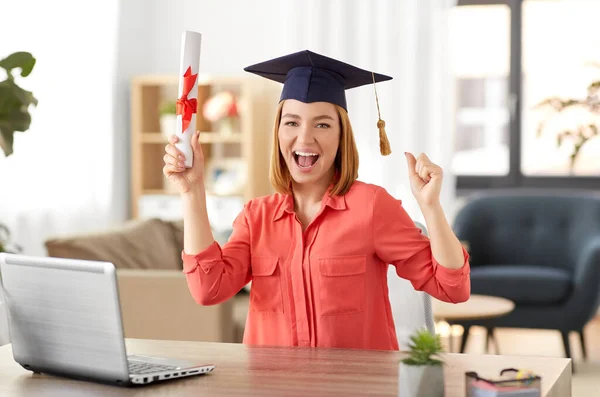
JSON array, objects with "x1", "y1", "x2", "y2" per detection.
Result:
[
  {"x1": 45, "y1": 218, "x2": 185, "y2": 271},
  {"x1": 44, "y1": 218, "x2": 243, "y2": 343}
]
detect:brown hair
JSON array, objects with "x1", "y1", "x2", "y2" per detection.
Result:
[{"x1": 269, "y1": 100, "x2": 359, "y2": 196}]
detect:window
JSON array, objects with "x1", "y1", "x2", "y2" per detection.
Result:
[
  {"x1": 450, "y1": 0, "x2": 600, "y2": 190},
  {"x1": 450, "y1": 4, "x2": 511, "y2": 177}
]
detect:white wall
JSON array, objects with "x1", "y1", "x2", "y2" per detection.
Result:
[
  {"x1": 116, "y1": 0, "x2": 292, "y2": 77},
  {"x1": 145, "y1": 0, "x2": 287, "y2": 75}
]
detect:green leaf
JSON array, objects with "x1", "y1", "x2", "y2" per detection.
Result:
[
  {"x1": 0, "y1": 125, "x2": 15, "y2": 156},
  {"x1": 534, "y1": 97, "x2": 582, "y2": 112},
  {"x1": 0, "y1": 51, "x2": 37, "y2": 157},
  {"x1": 588, "y1": 80, "x2": 600, "y2": 91},
  {"x1": 8, "y1": 83, "x2": 37, "y2": 108},
  {"x1": 0, "y1": 79, "x2": 37, "y2": 108},
  {"x1": 160, "y1": 101, "x2": 177, "y2": 115},
  {"x1": 0, "y1": 52, "x2": 36, "y2": 77},
  {"x1": 401, "y1": 328, "x2": 444, "y2": 366},
  {"x1": 0, "y1": 83, "x2": 16, "y2": 108},
  {"x1": 8, "y1": 108, "x2": 32, "y2": 132}
]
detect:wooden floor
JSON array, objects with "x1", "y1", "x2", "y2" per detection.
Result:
[{"x1": 442, "y1": 316, "x2": 600, "y2": 397}]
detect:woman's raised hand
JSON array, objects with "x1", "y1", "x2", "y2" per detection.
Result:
[{"x1": 162, "y1": 131, "x2": 206, "y2": 194}]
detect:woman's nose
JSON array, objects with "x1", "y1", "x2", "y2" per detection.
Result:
[{"x1": 297, "y1": 125, "x2": 315, "y2": 143}]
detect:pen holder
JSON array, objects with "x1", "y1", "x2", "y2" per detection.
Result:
[{"x1": 466, "y1": 369, "x2": 541, "y2": 397}]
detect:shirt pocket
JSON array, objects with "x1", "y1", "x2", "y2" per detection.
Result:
[
  {"x1": 318, "y1": 255, "x2": 366, "y2": 316},
  {"x1": 250, "y1": 256, "x2": 284, "y2": 313}
]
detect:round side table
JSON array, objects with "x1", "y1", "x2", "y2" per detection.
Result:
[{"x1": 432, "y1": 294, "x2": 515, "y2": 353}]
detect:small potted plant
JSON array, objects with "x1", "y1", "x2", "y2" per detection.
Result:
[
  {"x1": 398, "y1": 328, "x2": 445, "y2": 397},
  {"x1": 159, "y1": 101, "x2": 177, "y2": 139}
]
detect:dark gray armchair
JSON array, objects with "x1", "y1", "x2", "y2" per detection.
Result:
[{"x1": 451, "y1": 190, "x2": 600, "y2": 359}]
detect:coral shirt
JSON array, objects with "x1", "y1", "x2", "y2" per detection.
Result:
[{"x1": 181, "y1": 181, "x2": 470, "y2": 351}]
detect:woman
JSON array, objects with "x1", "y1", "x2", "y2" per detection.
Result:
[{"x1": 163, "y1": 50, "x2": 470, "y2": 351}]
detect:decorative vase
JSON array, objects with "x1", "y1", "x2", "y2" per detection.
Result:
[
  {"x1": 160, "y1": 114, "x2": 177, "y2": 139},
  {"x1": 217, "y1": 117, "x2": 237, "y2": 136},
  {"x1": 398, "y1": 363, "x2": 444, "y2": 397}
]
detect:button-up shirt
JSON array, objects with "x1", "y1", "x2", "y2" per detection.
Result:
[{"x1": 182, "y1": 181, "x2": 470, "y2": 351}]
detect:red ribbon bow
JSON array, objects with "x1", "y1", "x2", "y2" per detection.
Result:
[{"x1": 176, "y1": 66, "x2": 198, "y2": 134}]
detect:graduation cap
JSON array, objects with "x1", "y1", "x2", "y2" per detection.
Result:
[{"x1": 244, "y1": 50, "x2": 393, "y2": 156}]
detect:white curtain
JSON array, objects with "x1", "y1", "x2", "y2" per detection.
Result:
[
  {"x1": 276, "y1": 0, "x2": 457, "y2": 345},
  {"x1": 0, "y1": 0, "x2": 121, "y2": 257},
  {"x1": 277, "y1": 0, "x2": 458, "y2": 221}
]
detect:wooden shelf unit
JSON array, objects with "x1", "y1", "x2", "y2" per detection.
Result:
[{"x1": 130, "y1": 74, "x2": 280, "y2": 219}]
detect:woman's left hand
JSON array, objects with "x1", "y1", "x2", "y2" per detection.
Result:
[{"x1": 405, "y1": 152, "x2": 443, "y2": 208}]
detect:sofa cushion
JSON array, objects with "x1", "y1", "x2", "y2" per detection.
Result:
[
  {"x1": 167, "y1": 219, "x2": 184, "y2": 250},
  {"x1": 45, "y1": 218, "x2": 182, "y2": 270},
  {"x1": 470, "y1": 265, "x2": 572, "y2": 305}
]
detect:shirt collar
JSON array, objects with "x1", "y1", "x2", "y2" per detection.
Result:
[{"x1": 273, "y1": 184, "x2": 347, "y2": 222}]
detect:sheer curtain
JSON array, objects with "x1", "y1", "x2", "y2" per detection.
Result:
[
  {"x1": 0, "y1": 1, "x2": 120, "y2": 345},
  {"x1": 0, "y1": 0, "x2": 120, "y2": 256},
  {"x1": 276, "y1": 0, "x2": 457, "y2": 345},
  {"x1": 277, "y1": 0, "x2": 458, "y2": 219}
]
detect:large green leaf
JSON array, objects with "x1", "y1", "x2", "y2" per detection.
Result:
[
  {"x1": 0, "y1": 52, "x2": 36, "y2": 77},
  {"x1": 0, "y1": 79, "x2": 37, "y2": 106},
  {"x1": 0, "y1": 51, "x2": 37, "y2": 157},
  {"x1": 0, "y1": 83, "x2": 15, "y2": 109},
  {"x1": 0, "y1": 80, "x2": 38, "y2": 107},
  {"x1": 7, "y1": 107, "x2": 32, "y2": 132},
  {"x1": 0, "y1": 124, "x2": 15, "y2": 156}
]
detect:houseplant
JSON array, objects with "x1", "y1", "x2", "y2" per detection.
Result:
[
  {"x1": 0, "y1": 51, "x2": 37, "y2": 253},
  {"x1": 535, "y1": 64, "x2": 600, "y2": 174},
  {"x1": 159, "y1": 100, "x2": 177, "y2": 139},
  {"x1": 0, "y1": 51, "x2": 37, "y2": 157},
  {"x1": 398, "y1": 328, "x2": 445, "y2": 397}
]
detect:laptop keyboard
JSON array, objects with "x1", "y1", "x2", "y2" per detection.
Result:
[{"x1": 128, "y1": 360, "x2": 179, "y2": 375}]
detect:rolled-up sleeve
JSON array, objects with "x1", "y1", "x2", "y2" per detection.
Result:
[
  {"x1": 182, "y1": 205, "x2": 251, "y2": 306},
  {"x1": 372, "y1": 187, "x2": 470, "y2": 303}
]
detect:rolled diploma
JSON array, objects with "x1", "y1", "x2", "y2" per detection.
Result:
[{"x1": 175, "y1": 31, "x2": 202, "y2": 168}]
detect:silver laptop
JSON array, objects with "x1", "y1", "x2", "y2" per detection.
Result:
[{"x1": 0, "y1": 253, "x2": 215, "y2": 386}]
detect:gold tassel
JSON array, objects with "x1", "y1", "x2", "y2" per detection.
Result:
[
  {"x1": 372, "y1": 72, "x2": 391, "y2": 156},
  {"x1": 378, "y1": 119, "x2": 391, "y2": 156}
]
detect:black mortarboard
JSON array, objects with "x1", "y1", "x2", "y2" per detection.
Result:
[{"x1": 244, "y1": 50, "x2": 393, "y2": 155}]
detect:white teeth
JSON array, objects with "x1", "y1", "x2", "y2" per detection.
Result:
[{"x1": 294, "y1": 151, "x2": 318, "y2": 157}]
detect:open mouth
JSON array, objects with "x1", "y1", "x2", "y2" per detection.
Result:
[{"x1": 293, "y1": 150, "x2": 320, "y2": 169}]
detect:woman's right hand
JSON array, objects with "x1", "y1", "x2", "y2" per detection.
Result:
[{"x1": 163, "y1": 130, "x2": 205, "y2": 194}]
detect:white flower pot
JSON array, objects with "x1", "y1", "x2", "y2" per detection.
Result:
[
  {"x1": 160, "y1": 114, "x2": 177, "y2": 139},
  {"x1": 0, "y1": 293, "x2": 9, "y2": 346},
  {"x1": 398, "y1": 363, "x2": 444, "y2": 397}
]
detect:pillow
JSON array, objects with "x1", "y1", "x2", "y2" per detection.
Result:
[{"x1": 45, "y1": 218, "x2": 182, "y2": 270}]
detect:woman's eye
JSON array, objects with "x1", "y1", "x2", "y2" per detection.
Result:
[
  {"x1": 284, "y1": 121, "x2": 298, "y2": 127},
  {"x1": 316, "y1": 123, "x2": 330, "y2": 129}
]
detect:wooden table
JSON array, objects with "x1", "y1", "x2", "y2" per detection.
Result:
[
  {"x1": 0, "y1": 339, "x2": 571, "y2": 396},
  {"x1": 432, "y1": 294, "x2": 515, "y2": 353}
]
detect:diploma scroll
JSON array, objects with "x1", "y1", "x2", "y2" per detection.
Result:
[{"x1": 175, "y1": 31, "x2": 202, "y2": 168}]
